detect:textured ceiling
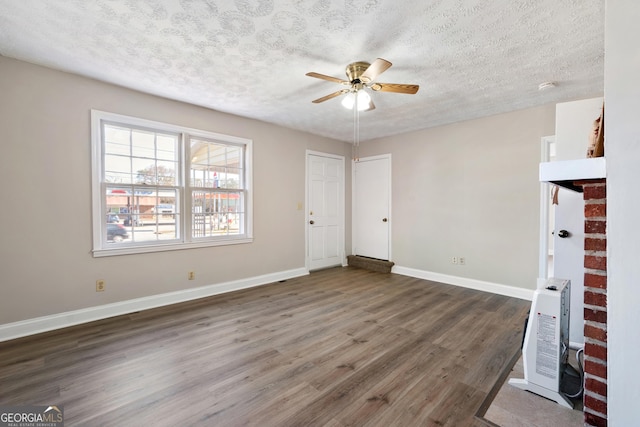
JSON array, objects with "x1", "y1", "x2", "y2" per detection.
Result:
[{"x1": 0, "y1": 0, "x2": 604, "y2": 142}]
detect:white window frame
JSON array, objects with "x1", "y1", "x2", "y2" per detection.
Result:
[{"x1": 91, "y1": 110, "x2": 253, "y2": 257}]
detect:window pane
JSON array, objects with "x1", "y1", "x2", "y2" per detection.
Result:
[
  {"x1": 105, "y1": 186, "x2": 179, "y2": 243},
  {"x1": 104, "y1": 125, "x2": 131, "y2": 156},
  {"x1": 191, "y1": 167, "x2": 219, "y2": 188},
  {"x1": 191, "y1": 168, "x2": 205, "y2": 188},
  {"x1": 191, "y1": 190, "x2": 243, "y2": 238},
  {"x1": 190, "y1": 138, "x2": 243, "y2": 190},
  {"x1": 131, "y1": 129, "x2": 156, "y2": 158},
  {"x1": 225, "y1": 167, "x2": 242, "y2": 189},
  {"x1": 137, "y1": 190, "x2": 179, "y2": 243},
  {"x1": 153, "y1": 190, "x2": 180, "y2": 240},
  {"x1": 104, "y1": 140, "x2": 130, "y2": 156},
  {"x1": 105, "y1": 154, "x2": 132, "y2": 184},
  {"x1": 157, "y1": 135, "x2": 177, "y2": 161},
  {"x1": 156, "y1": 160, "x2": 177, "y2": 186},
  {"x1": 132, "y1": 158, "x2": 156, "y2": 184},
  {"x1": 226, "y1": 146, "x2": 242, "y2": 167}
]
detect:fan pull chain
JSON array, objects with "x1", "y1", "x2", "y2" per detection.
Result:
[{"x1": 352, "y1": 91, "x2": 360, "y2": 162}]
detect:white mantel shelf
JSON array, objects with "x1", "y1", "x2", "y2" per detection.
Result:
[{"x1": 539, "y1": 157, "x2": 607, "y2": 192}]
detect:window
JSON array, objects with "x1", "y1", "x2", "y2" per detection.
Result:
[{"x1": 91, "y1": 110, "x2": 252, "y2": 256}]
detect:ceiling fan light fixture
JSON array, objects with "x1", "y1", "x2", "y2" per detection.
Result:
[
  {"x1": 357, "y1": 90, "x2": 371, "y2": 110},
  {"x1": 307, "y1": 58, "x2": 418, "y2": 109},
  {"x1": 341, "y1": 90, "x2": 371, "y2": 111},
  {"x1": 341, "y1": 92, "x2": 355, "y2": 109}
]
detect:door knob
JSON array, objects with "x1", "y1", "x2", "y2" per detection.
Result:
[
  {"x1": 558, "y1": 229, "x2": 570, "y2": 238},
  {"x1": 309, "y1": 220, "x2": 315, "y2": 225},
  {"x1": 382, "y1": 218, "x2": 388, "y2": 222}
]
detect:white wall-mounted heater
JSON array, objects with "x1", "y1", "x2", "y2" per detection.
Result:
[{"x1": 509, "y1": 278, "x2": 573, "y2": 408}]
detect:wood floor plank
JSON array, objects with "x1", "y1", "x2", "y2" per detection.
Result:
[{"x1": 0, "y1": 266, "x2": 529, "y2": 426}]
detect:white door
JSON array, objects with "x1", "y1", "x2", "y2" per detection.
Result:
[
  {"x1": 307, "y1": 152, "x2": 344, "y2": 270},
  {"x1": 353, "y1": 155, "x2": 391, "y2": 260}
]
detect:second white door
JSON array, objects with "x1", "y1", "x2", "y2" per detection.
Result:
[{"x1": 353, "y1": 155, "x2": 391, "y2": 260}]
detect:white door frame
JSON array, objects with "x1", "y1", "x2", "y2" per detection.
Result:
[
  {"x1": 538, "y1": 135, "x2": 555, "y2": 286},
  {"x1": 352, "y1": 154, "x2": 392, "y2": 260},
  {"x1": 305, "y1": 150, "x2": 346, "y2": 271}
]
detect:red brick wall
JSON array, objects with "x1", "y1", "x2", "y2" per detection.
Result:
[{"x1": 577, "y1": 179, "x2": 607, "y2": 427}]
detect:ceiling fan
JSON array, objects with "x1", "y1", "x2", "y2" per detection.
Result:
[{"x1": 306, "y1": 58, "x2": 419, "y2": 111}]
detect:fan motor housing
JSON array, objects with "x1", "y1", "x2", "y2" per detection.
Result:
[{"x1": 346, "y1": 61, "x2": 370, "y2": 83}]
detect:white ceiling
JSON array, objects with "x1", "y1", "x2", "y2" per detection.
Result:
[{"x1": 0, "y1": 0, "x2": 604, "y2": 142}]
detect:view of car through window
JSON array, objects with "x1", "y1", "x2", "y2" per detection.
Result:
[{"x1": 106, "y1": 223, "x2": 128, "y2": 242}]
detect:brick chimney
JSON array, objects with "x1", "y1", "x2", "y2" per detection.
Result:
[{"x1": 575, "y1": 179, "x2": 607, "y2": 426}]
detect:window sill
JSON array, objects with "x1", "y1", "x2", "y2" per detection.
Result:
[{"x1": 92, "y1": 237, "x2": 253, "y2": 257}]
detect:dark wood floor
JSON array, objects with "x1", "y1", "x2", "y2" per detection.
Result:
[{"x1": 0, "y1": 267, "x2": 529, "y2": 426}]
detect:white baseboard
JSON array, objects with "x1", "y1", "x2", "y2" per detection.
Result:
[
  {"x1": 1, "y1": 266, "x2": 534, "y2": 342},
  {"x1": 392, "y1": 265, "x2": 534, "y2": 301},
  {"x1": 0, "y1": 267, "x2": 308, "y2": 342}
]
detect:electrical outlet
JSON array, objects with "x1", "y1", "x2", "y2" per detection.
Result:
[
  {"x1": 459, "y1": 257, "x2": 465, "y2": 265},
  {"x1": 451, "y1": 256, "x2": 458, "y2": 265},
  {"x1": 188, "y1": 271, "x2": 195, "y2": 280},
  {"x1": 96, "y1": 280, "x2": 105, "y2": 292}
]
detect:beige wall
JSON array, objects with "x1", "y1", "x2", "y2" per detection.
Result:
[
  {"x1": 0, "y1": 57, "x2": 350, "y2": 324},
  {"x1": 359, "y1": 105, "x2": 556, "y2": 289}
]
